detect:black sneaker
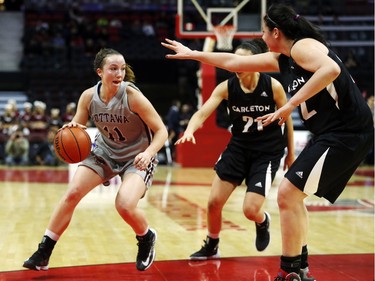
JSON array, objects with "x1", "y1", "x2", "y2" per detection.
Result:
[
  {"x1": 190, "y1": 236, "x2": 220, "y2": 260},
  {"x1": 23, "y1": 236, "x2": 56, "y2": 271},
  {"x1": 255, "y1": 211, "x2": 271, "y2": 251},
  {"x1": 136, "y1": 228, "x2": 157, "y2": 271}
]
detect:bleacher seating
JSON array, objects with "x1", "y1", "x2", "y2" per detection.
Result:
[{"x1": 16, "y1": 0, "x2": 374, "y2": 116}]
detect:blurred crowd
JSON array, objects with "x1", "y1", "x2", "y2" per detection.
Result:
[
  {"x1": 165, "y1": 100, "x2": 194, "y2": 161},
  {"x1": 0, "y1": 97, "x2": 197, "y2": 166},
  {"x1": 0, "y1": 99, "x2": 78, "y2": 166},
  {"x1": 21, "y1": 0, "x2": 175, "y2": 67}
]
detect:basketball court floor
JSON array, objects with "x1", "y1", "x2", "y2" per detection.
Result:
[{"x1": 0, "y1": 164, "x2": 373, "y2": 280}]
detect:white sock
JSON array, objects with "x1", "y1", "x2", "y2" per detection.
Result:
[
  {"x1": 256, "y1": 213, "x2": 267, "y2": 225},
  {"x1": 45, "y1": 229, "x2": 60, "y2": 241},
  {"x1": 207, "y1": 232, "x2": 220, "y2": 239},
  {"x1": 137, "y1": 228, "x2": 149, "y2": 237}
]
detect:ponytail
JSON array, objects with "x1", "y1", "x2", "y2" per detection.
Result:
[{"x1": 264, "y1": 4, "x2": 327, "y2": 45}]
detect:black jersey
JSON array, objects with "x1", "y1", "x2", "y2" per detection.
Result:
[
  {"x1": 278, "y1": 49, "x2": 373, "y2": 135},
  {"x1": 227, "y1": 73, "x2": 287, "y2": 152}
]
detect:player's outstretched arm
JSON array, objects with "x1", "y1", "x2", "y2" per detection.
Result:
[
  {"x1": 175, "y1": 81, "x2": 228, "y2": 146},
  {"x1": 162, "y1": 38, "x2": 280, "y2": 73},
  {"x1": 162, "y1": 38, "x2": 240, "y2": 71}
]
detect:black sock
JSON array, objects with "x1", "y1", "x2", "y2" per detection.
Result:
[
  {"x1": 301, "y1": 245, "x2": 309, "y2": 269},
  {"x1": 206, "y1": 236, "x2": 219, "y2": 249},
  {"x1": 280, "y1": 255, "x2": 301, "y2": 274},
  {"x1": 40, "y1": 235, "x2": 56, "y2": 256}
]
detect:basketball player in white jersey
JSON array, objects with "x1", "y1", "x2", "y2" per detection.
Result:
[{"x1": 23, "y1": 48, "x2": 168, "y2": 272}]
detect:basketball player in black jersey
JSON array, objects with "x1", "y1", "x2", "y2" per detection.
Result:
[
  {"x1": 162, "y1": 3, "x2": 374, "y2": 281},
  {"x1": 175, "y1": 39, "x2": 294, "y2": 260}
]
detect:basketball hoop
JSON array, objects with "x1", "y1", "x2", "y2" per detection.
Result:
[{"x1": 213, "y1": 25, "x2": 236, "y2": 51}]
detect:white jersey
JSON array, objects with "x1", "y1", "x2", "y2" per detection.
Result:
[{"x1": 89, "y1": 81, "x2": 153, "y2": 163}]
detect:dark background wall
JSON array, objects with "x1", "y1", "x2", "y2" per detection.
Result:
[{"x1": 0, "y1": 0, "x2": 373, "y2": 121}]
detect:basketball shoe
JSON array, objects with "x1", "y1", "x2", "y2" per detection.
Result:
[
  {"x1": 136, "y1": 228, "x2": 157, "y2": 271},
  {"x1": 190, "y1": 236, "x2": 220, "y2": 260},
  {"x1": 23, "y1": 235, "x2": 56, "y2": 271},
  {"x1": 300, "y1": 267, "x2": 316, "y2": 281},
  {"x1": 274, "y1": 269, "x2": 301, "y2": 281},
  {"x1": 255, "y1": 211, "x2": 271, "y2": 251}
]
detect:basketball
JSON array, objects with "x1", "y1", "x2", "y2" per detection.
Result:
[{"x1": 53, "y1": 126, "x2": 92, "y2": 164}]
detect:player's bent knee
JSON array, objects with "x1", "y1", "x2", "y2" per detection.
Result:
[
  {"x1": 63, "y1": 188, "x2": 86, "y2": 206},
  {"x1": 243, "y1": 206, "x2": 261, "y2": 221},
  {"x1": 115, "y1": 200, "x2": 136, "y2": 217}
]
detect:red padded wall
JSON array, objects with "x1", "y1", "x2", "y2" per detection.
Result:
[{"x1": 176, "y1": 64, "x2": 231, "y2": 167}]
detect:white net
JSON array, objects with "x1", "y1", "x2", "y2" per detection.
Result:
[{"x1": 213, "y1": 25, "x2": 236, "y2": 51}]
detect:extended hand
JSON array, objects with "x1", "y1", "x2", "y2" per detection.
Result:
[
  {"x1": 161, "y1": 38, "x2": 193, "y2": 59},
  {"x1": 175, "y1": 133, "x2": 196, "y2": 145},
  {"x1": 256, "y1": 103, "x2": 295, "y2": 127}
]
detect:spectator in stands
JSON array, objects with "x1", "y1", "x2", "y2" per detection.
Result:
[
  {"x1": 5, "y1": 129, "x2": 29, "y2": 166},
  {"x1": 109, "y1": 18, "x2": 122, "y2": 28},
  {"x1": 7, "y1": 99, "x2": 20, "y2": 118},
  {"x1": 28, "y1": 101, "x2": 49, "y2": 143},
  {"x1": 142, "y1": 20, "x2": 156, "y2": 37},
  {"x1": 51, "y1": 32, "x2": 66, "y2": 55},
  {"x1": 179, "y1": 103, "x2": 193, "y2": 132},
  {"x1": 68, "y1": 21, "x2": 85, "y2": 53},
  {"x1": 166, "y1": 99, "x2": 181, "y2": 160},
  {"x1": 1, "y1": 103, "x2": 19, "y2": 136},
  {"x1": 28, "y1": 101, "x2": 49, "y2": 165},
  {"x1": 0, "y1": 102, "x2": 21, "y2": 163},
  {"x1": 19, "y1": 102, "x2": 33, "y2": 134},
  {"x1": 34, "y1": 127, "x2": 61, "y2": 166},
  {"x1": 48, "y1": 108, "x2": 63, "y2": 130},
  {"x1": 62, "y1": 102, "x2": 76, "y2": 124}
]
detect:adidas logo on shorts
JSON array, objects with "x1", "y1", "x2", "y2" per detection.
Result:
[{"x1": 296, "y1": 171, "x2": 303, "y2": 179}]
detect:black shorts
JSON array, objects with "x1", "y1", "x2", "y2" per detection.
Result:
[
  {"x1": 214, "y1": 140, "x2": 284, "y2": 197},
  {"x1": 286, "y1": 130, "x2": 374, "y2": 203}
]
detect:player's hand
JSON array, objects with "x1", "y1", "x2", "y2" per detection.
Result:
[
  {"x1": 134, "y1": 151, "x2": 152, "y2": 171},
  {"x1": 61, "y1": 121, "x2": 87, "y2": 130},
  {"x1": 161, "y1": 38, "x2": 194, "y2": 60},
  {"x1": 283, "y1": 151, "x2": 295, "y2": 171},
  {"x1": 257, "y1": 103, "x2": 295, "y2": 127},
  {"x1": 175, "y1": 132, "x2": 196, "y2": 145}
]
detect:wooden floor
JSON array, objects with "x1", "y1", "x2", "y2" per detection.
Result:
[{"x1": 0, "y1": 164, "x2": 373, "y2": 280}]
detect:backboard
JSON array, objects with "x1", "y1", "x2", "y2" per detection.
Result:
[{"x1": 176, "y1": 0, "x2": 266, "y2": 39}]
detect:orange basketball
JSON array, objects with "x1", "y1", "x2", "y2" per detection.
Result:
[{"x1": 53, "y1": 127, "x2": 92, "y2": 164}]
